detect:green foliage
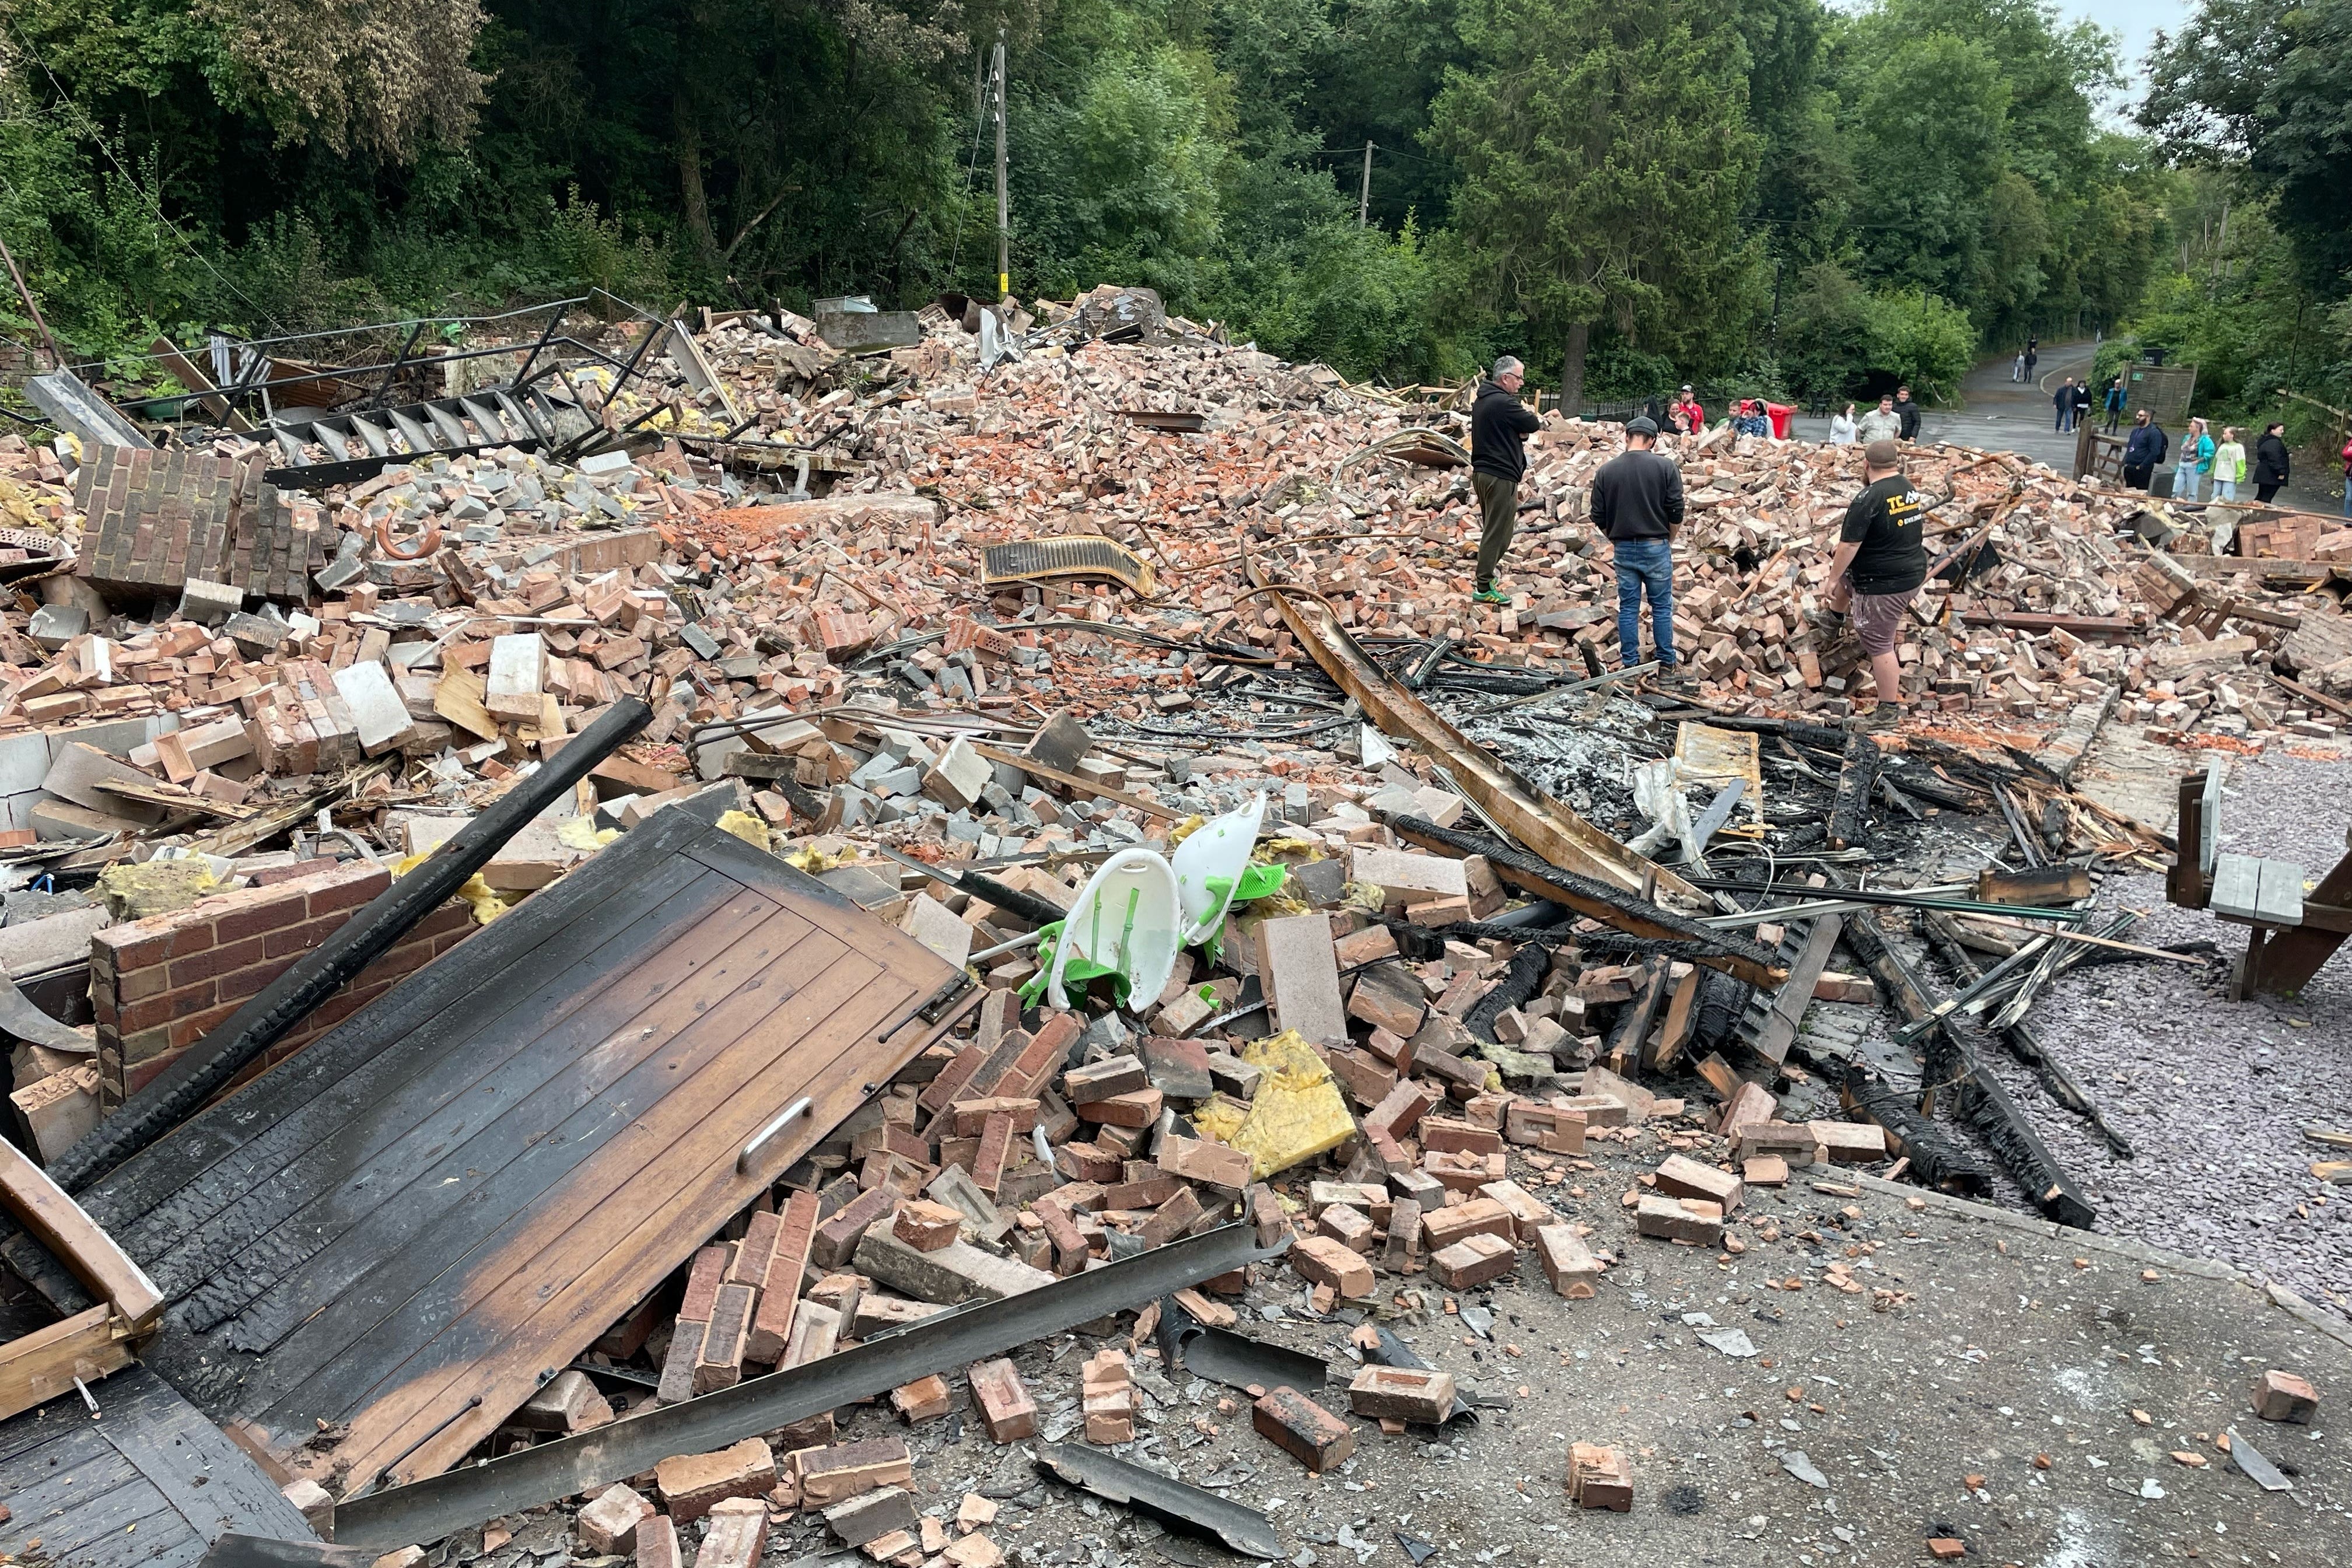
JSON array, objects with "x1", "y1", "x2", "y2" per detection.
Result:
[
  {"x1": 2143, "y1": 0, "x2": 2352, "y2": 292},
  {"x1": 1777, "y1": 261, "x2": 1973, "y2": 399},
  {"x1": 1427, "y1": 8, "x2": 1762, "y2": 404},
  {"x1": 0, "y1": 0, "x2": 2194, "y2": 396}
]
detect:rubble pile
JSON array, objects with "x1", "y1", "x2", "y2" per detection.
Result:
[{"x1": 0, "y1": 296, "x2": 2346, "y2": 1565}]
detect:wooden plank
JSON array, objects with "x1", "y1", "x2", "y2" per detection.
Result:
[
  {"x1": 1752, "y1": 916, "x2": 1843, "y2": 1066},
  {"x1": 1646, "y1": 967, "x2": 1701, "y2": 1072},
  {"x1": 432, "y1": 666, "x2": 502, "y2": 742},
  {"x1": 88, "y1": 1366, "x2": 316, "y2": 1549},
  {"x1": 2209, "y1": 853, "x2": 2263, "y2": 921},
  {"x1": 309, "y1": 945, "x2": 927, "y2": 1483},
  {"x1": 1975, "y1": 866, "x2": 2092, "y2": 907},
  {"x1": 214, "y1": 908, "x2": 834, "y2": 1390},
  {"x1": 970, "y1": 743, "x2": 1181, "y2": 822},
  {"x1": 87, "y1": 833, "x2": 712, "y2": 1232},
  {"x1": 147, "y1": 337, "x2": 253, "y2": 431},
  {"x1": 2253, "y1": 859, "x2": 2306, "y2": 926},
  {"x1": 2200, "y1": 769, "x2": 2222, "y2": 873},
  {"x1": 0, "y1": 1306, "x2": 134, "y2": 1426},
  {"x1": 0, "y1": 1141, "x2": 161, "y2": 1331},
  {"x1": 145, "y1": 873, "x2": 767, "y2": 1324},
  {"x1": 0, "y1": 1426, "x2": 142, "y2": 1525}
]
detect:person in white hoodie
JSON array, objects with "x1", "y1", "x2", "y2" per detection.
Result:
[{"x1": 1829, "y1": 403, "x2": 1857, "y2": 444}]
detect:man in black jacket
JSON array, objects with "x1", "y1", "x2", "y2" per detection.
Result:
[
  {"x1": 1893, "y1": 385, "x2": 1922, "y2": 442},
  {"x1": 1590, "y1": 416, "x2": 1685, "y2": 675},
  {"x1": 1470, "y1": 356, "x2": 1541, "y2": 604},
  {"x1": 2121, "y1": 410, "x2": 2166, "y2": 491}
]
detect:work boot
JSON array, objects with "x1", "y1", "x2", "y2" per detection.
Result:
[{"x1": 1853, "y1": 702, "x2": 1906, "y2": 733}]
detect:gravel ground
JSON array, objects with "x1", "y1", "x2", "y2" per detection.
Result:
[
  {"x1": 1979, "y1": 748, "x2": 2352, "y2": 1324},
  {"x1": 618, "y1": 1154, "x2": 2352, "y2": 1568}
]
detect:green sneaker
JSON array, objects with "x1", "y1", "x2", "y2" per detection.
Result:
[{"x1": 1472, "y1": 587, "x2": 1511, "y2": 606}]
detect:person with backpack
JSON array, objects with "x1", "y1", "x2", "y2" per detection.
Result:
[
  {"x1": 1590, "y1": 416, "x2": 1685, "y2": 679},
  {"x1": 2121, "y1": 410, "x2": 2167, "y2": 492},
  {"x1": 2211, "y1": 428, "x2": 2245, "y2": 503},
  {"x1": 2253, "y1": 422, "x2": 2291, "y2": 504}
]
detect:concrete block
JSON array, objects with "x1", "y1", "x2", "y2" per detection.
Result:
[{"x1": 1255, "y1": 912, "x2": 1348, "y2": 1046}]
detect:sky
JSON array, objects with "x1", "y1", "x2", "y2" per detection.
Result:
[{"x1": 2047, "y1": 0, "x2": 2194, "y2": 101}]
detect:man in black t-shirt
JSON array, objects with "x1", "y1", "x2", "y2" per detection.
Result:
[{"x1": 1825, "y1": 439, "x2": 1926, "y2": 729}]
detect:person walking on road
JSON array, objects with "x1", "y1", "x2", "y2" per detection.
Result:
[
  {"x1": 1829, "y1": 402, "x2": 1857, "y2": 445},
  {"x1": 1469, "y1": 355, "x2": 1539, "y2": 604},
  {"x1": 2024, "y1": 340, "x2": 2039, "y2": 382},
  {"x1": 2104, "y1": 376, "x2": 2126, "y2": 432},
  {"x1": 2212, "y1": 428, "x2": 2245, "y2": 503},
  {"x1": 1824, "y1": 438, "x2": 1926, "y2": 730},
  {"x1": 1856, "y1": 394, "x2": 1902, "y2": 444},
  {"x1": 1893, "y1": 385, "x2": 1922, "y2": 441},
  {"x1": 2121, "y1": 410, "x2": 2166, "y2": 492},
  {"x1": 2253, "y1": 422, "x2": 2291, "y2": 504},
  {"x1": 2011, "y1": 349, "x2": 2027, "y2": 383},
  {"x1": 2173, "y1": 417, "x2": 2214, "y2": 503},
  {"x1": 2054, "y1": 377, "x2": 2077, "y2": 433},
  {"x1": 1591, "y1": 415, "x2": 1684, "y2": 678}
]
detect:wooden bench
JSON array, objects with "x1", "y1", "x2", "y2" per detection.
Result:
[{"x1": 2168, "y1": 767, "x2": 2352, "y2": 999}]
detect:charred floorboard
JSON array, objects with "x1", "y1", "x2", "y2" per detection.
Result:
[{"x1": 76, "y1": 810, "x2": 961, "y2": 1490}]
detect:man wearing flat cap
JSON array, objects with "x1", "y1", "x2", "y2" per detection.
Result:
[
  {"x1": 1825, "y1": 438, "x2": 1925, "y2": 729},
  {"x1": 1590, "y1": 415, "x2": 1685, "y2": 678}
]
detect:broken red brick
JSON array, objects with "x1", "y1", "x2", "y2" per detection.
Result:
[{"x1": 1252, "y1": 1386, "x2": 1356, "y2": 1472}]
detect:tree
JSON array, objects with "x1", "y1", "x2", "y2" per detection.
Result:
[
  {"x1": 2143, "y1": 0, "x2": 2352, "y2": 293},
  {"x1": 1427, "y1": 6, "x2": 1759, "y2": 410}
]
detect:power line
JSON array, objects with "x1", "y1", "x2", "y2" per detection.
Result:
[{"x1": 0, "y1": 20, "x2": 282, "y2": 330}]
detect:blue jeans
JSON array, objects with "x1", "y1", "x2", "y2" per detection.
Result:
[
  {"x1": 1614, "y1": 538, "x2": 1675, "y2": 668},
  {"x1": 2174, "y1": 464, "x2": 2202, "y2": 503},
  {"x1": 2215, "y1": 478, "x2": 2236, "y2": 503}
]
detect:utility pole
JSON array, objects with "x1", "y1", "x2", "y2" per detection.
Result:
[
  {"x1": 992, "y1": 31, "x2": 1009, "y2": 301},
  {"x1": 1359, "y1": 141, "x2": 1373, "y2": 228},
  {"x1": 0, "y1": 227, "x2": 62, "y2": 369}
]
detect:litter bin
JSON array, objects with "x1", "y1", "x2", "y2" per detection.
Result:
[{"x1": 1765, "y1": 402, "x2": 1795, "y2": 440}]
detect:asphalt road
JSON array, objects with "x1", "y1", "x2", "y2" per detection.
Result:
[{"x1": 1792, "y1": 342, "x2": 2345, "y2": 514}]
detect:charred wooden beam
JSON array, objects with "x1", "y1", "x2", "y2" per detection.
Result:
[
  {"x1": 1923, "y1": 915, "x2": 2133, "y2": 1158},
  {"x1": 1842, "y1": 908, "x2": 2097, "y2": 1229},
  {"x1": 1827, "y1": 730, "x2": 1880, "y2": 851},
  {"x1": 1389, "y1": 816, "x2": 1786, "y2": 987},
  {"x1": 1838, "y1": 1069, "x2": 1992, "y2": 1196}
]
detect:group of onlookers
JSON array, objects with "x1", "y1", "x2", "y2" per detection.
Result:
[
  {"x1": 1829, "y1": 388, "x2": 1922, "y2": 445},
  {"x1": 2120, "y1": 411, "x2": 2296, "y2": 505}
]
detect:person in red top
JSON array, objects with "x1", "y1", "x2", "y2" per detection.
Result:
[
  {"x1": 2341, "y1": 436, "x2": 2351, "y2": 518},
  {"x1": 1671, "y1": 385, "x2": 1704, "y2": 434}
]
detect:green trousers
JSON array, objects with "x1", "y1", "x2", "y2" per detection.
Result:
[{"x1": 1473, "y1": 471, "x2": 1517, "y2": 589}]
